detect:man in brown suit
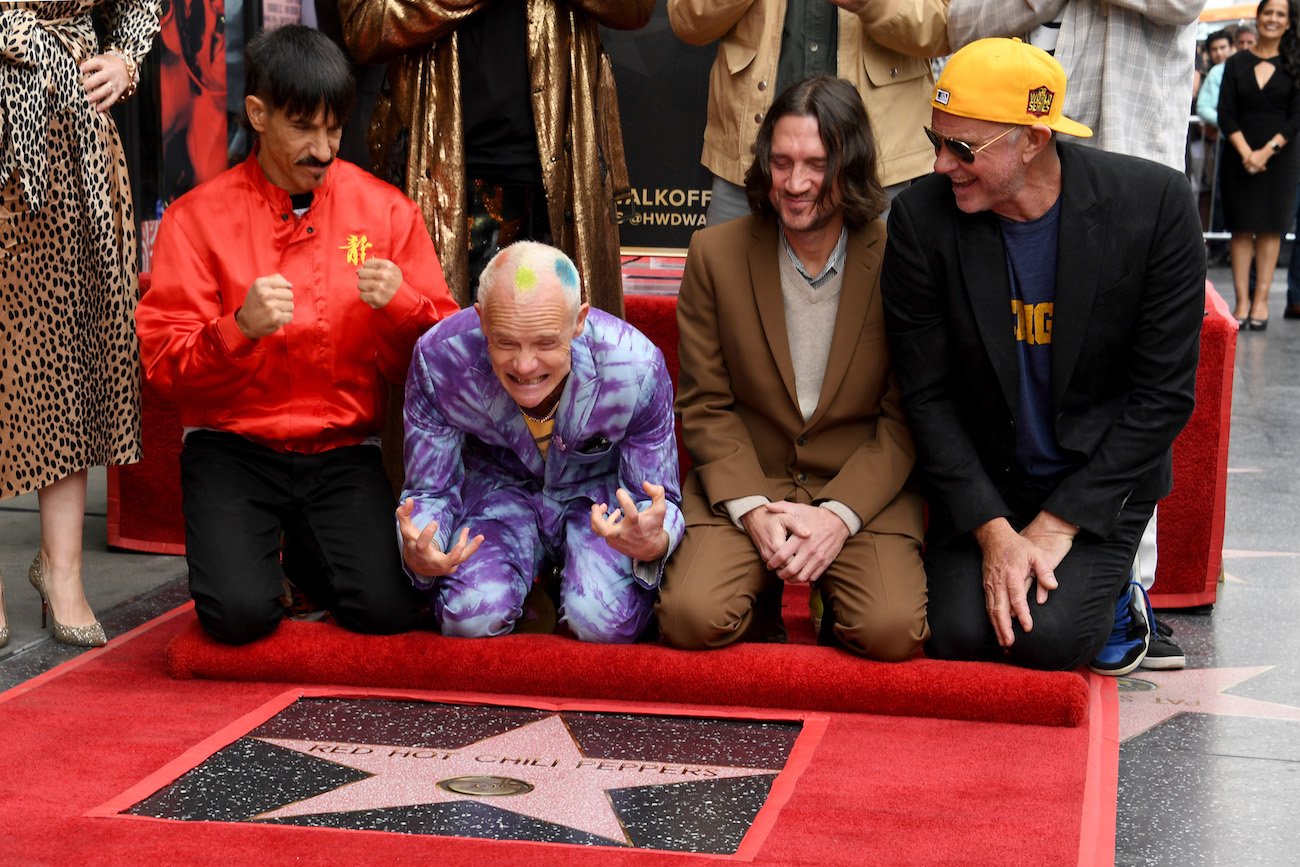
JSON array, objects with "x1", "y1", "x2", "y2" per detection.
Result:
[{"x1": 658, "y1": 76, "x2": 927, "y2": 660}]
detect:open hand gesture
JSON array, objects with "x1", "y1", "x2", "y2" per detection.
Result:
[
  {"x1": 397, "y1": 498, "x2": 483, "y2": 578},
  {"x1": 590, "y1": 481, "x2": 671, "y2": 562}
]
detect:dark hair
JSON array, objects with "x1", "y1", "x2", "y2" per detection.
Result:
[
  {"x1": 1257, "y1": 0, "x2": 1300, "y2": 80},
  {"x1": 244, "y1": 24, "x2": 355, "y2": 125},
  {"x1": 743, "y1": 76, "x2": 887, "y2": 228},
  {"x1": 1207, "y1": 29, "x2": 1233, "y2": 48}
]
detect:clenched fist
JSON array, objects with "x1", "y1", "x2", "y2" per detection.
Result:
[
  {"x1": 236, "y1": 274, "x2": 295, "y2": 339},
  {"x1": 357, "y1": 258, "x2": 403, "y2": 309}
]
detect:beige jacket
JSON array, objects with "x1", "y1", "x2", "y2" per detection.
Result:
[
  {"x1": 668, "y1": 0, "x2": 949, "y2": 188},
  {"x1": 339, "y1": 0, "x2": 653, "y2": 315}
]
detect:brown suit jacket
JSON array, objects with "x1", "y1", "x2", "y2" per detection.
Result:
[{"x1": 675, "y1": 214, "x2": 923, "y2": 538}]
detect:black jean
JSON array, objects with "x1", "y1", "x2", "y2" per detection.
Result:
[
  {"x1": 180, "y1": 431, "x2": 421, "y2": 644},
  {"x1": 924, "y1": 491, "x2": 1155, "y2": 670}
]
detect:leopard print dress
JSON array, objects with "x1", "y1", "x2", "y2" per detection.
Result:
[{"x1": 0, "y1": 0, "x2": 159, "y2": 498}]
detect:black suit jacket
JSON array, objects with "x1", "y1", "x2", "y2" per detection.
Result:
[{"x1": 881, "y1": 143, "x2": 1205, "y2": 541}]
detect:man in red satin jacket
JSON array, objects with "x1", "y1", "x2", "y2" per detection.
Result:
[{"x1": 137, "y1": 25, "x2": 459, "y2": 644}]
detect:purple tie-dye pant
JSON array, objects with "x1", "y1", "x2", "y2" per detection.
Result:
[{"x1": 428, "y1": 482, "x2": 655, "y2": 643}]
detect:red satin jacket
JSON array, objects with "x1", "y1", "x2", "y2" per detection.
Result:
[{"x1": 136, "y1": 154, "x2": 459, "y2": 454}]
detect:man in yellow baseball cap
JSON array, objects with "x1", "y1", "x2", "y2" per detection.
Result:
[{"x1": 878, "y1": 37, "x2": 1206, "y2": 676}]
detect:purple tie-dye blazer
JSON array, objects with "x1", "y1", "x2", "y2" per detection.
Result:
[{"x1": 401, "y1": 307, "x2": 684, "y2": 586}]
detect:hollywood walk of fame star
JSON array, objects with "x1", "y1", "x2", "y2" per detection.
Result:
[
  {"x1": 1118, "y1": 666, "x2": 1300, "y2": 742},
  {"x1": 252, "y1": 713, "x2": 781, "y2": 844}
]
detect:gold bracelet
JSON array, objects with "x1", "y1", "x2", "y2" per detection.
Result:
[{"x1": 105, "y1": 46, "x2": 139, "y2": 99}]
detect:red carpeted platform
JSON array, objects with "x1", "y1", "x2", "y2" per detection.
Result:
[
  {"x1": 1148, "y1": 286, "x2": 1237, "y2": 608},
  {"x1": 0, "y1": 606, "x2": 1119, "y2": 866}
]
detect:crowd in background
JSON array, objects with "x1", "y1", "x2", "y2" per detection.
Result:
[{"x1": 1191, "y1": 6, "x2": 1300, "y2": 325}]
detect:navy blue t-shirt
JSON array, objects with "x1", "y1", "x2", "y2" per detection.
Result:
[{"x1": 998, "y1": 198, "x2": 1076, "y2": 484}]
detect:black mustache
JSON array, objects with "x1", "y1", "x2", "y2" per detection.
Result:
[{"x1": 297, "y1": 156, "x2": 333, "y2": 169}]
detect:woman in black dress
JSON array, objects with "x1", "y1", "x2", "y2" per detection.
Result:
[{"x1": 1219, "y1": 0, "x2": 1300, "y2": 329}]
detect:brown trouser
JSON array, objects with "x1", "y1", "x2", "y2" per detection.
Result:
[{"x1": 658, "y1": 511, "x2": 929, "y2": 662}]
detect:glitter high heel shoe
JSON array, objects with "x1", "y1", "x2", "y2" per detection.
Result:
[
  {"x1": 0, "y1": 570, "x2": 9, "y2": 648},
  {"x1": 27, "y1": 554, "x2": 106, "y2": 647}
]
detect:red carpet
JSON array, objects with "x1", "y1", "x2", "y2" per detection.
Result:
[
  {"x1": 166, "y1": 616, "x2": 1090, "y2": 728},
  {"x1": 0, "y1": 607, "x2": 1117, "y2": 865}
]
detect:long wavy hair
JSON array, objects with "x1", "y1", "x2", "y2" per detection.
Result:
[
  {"x1": 743, "y1": 76, "x2": 887, "y2": 229},
  {"x1": 1258, "y1": 0, "x2": 1300, "y2": 81}
]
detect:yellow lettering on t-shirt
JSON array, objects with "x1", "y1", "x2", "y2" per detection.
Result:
[{"x1": 1010, "y1": 300, "x2": 1053, "y2": 346}]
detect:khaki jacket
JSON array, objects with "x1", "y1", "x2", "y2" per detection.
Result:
[
  {"x1": 339, "y1": 0, "x2": 653, "y2": 315},
  {"x1": 668, "y1": 0, "x2": 949, "y2": 188}
]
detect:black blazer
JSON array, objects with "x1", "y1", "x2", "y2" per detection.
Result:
[{"x1": 881, "y1": 143, "x2": 1205, "y2": 541}]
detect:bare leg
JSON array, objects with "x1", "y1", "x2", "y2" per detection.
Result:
[
  {"x1": 1251, "y1": 233, "x2": 1282, "y2": 320},
  {"x1": 1230, "y1": 232, "x2": 1255, "y2": 320},
  {"x1": 36, "y1": 469, "x2": 98, "y2": 627}
]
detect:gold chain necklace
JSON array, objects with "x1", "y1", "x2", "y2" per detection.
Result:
[{"x1": 519, "y1": 401, "x2": 559, "y2": 423}]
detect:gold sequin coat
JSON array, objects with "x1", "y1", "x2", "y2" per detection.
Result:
[{"x1": 340, "y1": 0, "x2": 654, "y2": 315}]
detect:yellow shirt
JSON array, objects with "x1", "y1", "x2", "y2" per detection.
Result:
[{"x1": 522, "y1": 412, "x2": 556, "y2": 460}]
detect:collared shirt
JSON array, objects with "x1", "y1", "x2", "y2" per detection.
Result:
[
  {"x1": 775, "y1": 0, "x2": 839, "y2": 96},
  {"x1": 137, "y1": 154, "x2": 460, "y2": 454},
  {"x1": 782, "y1": 225, "x2": 848, "y2": 288}
]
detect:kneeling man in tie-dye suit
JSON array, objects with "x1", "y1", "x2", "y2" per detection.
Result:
[{"x1": 398, "y1": 242, "x2": 683, "y2": 642}]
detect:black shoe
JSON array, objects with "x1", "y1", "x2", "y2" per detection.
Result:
[
  {"x1": 1248, "y1": 317, "x2": 1269, "y2": 331},
  {"x1": 512, "y1": 580, "x2": 558, "y2": 634},
  {"x1": 1283, "y1": 304, "x2": 1300, "y2": 320},
  {"x1": 746, "y1": 582, "x2": 787, "y2": 643},
  {"x1": 809, "y1": 585, "x2": 838, "y2": 647},
  {"x1": 1139, "y1": 634, "x2": 1186, "y2": 669},
  {"x1": 1140, "y1": 616, "x2": 1186, "y2": 669}
]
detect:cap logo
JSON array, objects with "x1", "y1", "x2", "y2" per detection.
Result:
[
  {"x1": 934, "y1": 87, "x2": 951, "y2": 106},
  {"x1": 1026, "y1": 86, "x2": 1054, "y2": 118}
]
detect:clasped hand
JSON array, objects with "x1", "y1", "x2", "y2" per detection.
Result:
[
  {"x1": 974, "y1": 513, "x2": 1075, "y2": 648},
  {"x1": 742, "y1": 501, "x2": 850, "y2": 585},
  {"x1": 590, "y1": 481, "x2": 671, "y2": 562},
  {"x1": 396, "y1": 498, "x2": 484, "y2": 578},
  {"x1": 1243, "y1": 148, "x2": 1271, "y2": 174}
]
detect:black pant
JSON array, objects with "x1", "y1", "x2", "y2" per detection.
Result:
[
  {"x1": 181, "y1": 431, "x2": 421, "y2": 644},
  {"x1": 924, "y1": 492, "x2": 1155, "y2": 670}
]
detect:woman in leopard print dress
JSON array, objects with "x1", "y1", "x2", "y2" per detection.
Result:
[{"x1": 0, "y1": 0, "x2": 160, "y2": 645}]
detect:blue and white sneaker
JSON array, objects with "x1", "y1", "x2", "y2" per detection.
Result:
[{"x1": 1088, "y1": 580, "x2": 1153, "y2": 676}]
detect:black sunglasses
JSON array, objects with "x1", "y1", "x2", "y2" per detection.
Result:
[{"x1": 923, "y1": 125, "x2": 1016, "y2": 163}]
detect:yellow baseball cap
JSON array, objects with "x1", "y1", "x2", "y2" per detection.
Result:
[{"x1": 932, "y1": 37, "x2": 1093, "y2": 138}]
